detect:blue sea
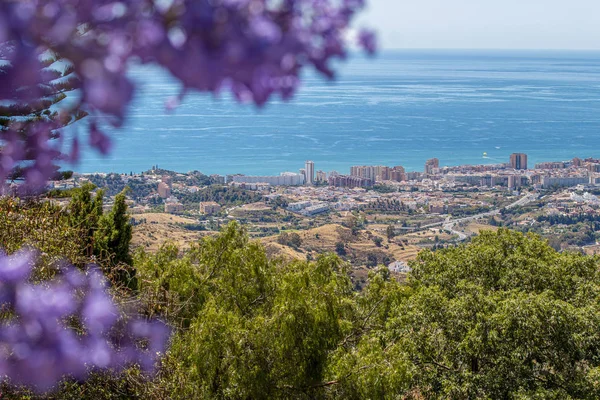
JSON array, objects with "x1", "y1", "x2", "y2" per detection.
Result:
[{"x1": 70, "y1": 50, "x2": 600, "y2": 175}]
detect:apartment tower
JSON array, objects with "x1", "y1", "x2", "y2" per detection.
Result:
[
  {"x1": 510, "y1": 153, "x2": 528, "y2": 170},
  {"x1": 305, "y1": 161, "x2": 315, "y2": 185}
]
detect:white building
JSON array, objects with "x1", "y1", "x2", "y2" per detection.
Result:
[
  {"x1": 388, "y1": 261, "x2": 412, "y2": 273},
  {"x1": 542, "y1": 176, "x2": 588, "y2": 188},
  {"x1": 287, "y1": 201, "x2": 312, "y2": 212},
  {"x1": 305, "y1": 161, "x2": 315, "y2": 185},
  {"x1": 232, "y1": 172, "x2": 304, "y2": 186},
  {"x1": 300, "y1": 203, "x2": 330, "y2": 216}
]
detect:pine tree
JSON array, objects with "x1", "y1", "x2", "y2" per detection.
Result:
[
  {"x1": 67, "y1": 183, "x2": 104, "y2": 258},
  {"x1": 94, "y1": 187, "x2": 135, "y2": 289},
  {"x1": 94, "y1": 188, "x2": 132, "y2": 264}
]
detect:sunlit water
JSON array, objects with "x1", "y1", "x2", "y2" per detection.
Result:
[{"x1": 67, "y1": 50, "x2": 600, "y2": 175}]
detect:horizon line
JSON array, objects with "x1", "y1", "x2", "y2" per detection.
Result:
[{"x1": 375, "y1": 47, "x2": 600, "y2": 52}]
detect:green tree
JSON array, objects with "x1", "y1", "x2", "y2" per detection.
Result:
[
  {"x1": 10, "y1": 207, "x2": 600, "y2": 399},
  {"x1": 386, "y1": 224, "x2": 396, "y2": 241},
  {"x1": 135, "y1": 222, "x2": 356, "y2": 398},
  {"x1": 372, "y1": 236, "x2": 383, "y2": 247},
  {"x1": 67, "y1": 183, "x2": 104, "y2": 258},
  {"x1": 366, "y1": 252, "x2": 378, "y2": 267},
  {"x1": 335, "y1": 241, "x2": 347, "y2": 256},
  {"x1": 277, "y1": 231, "x2": 303, "y2": 249},
  {"x1": 331, "y1": 229, "x2": 600, "y2": 399},
  {"x1": 94, "y1": 188, "x2": 134, "y2": 288}
]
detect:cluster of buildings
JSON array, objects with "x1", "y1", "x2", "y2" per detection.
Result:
[
  {"x1": 232, "y1": 172, "x2": 305, "y2": 187},
  {"x1": 200, "y1": 201, "x2": 221, "y2": 215},
  {"x1": 349, "y1": 165, "x2": 407, "y2": 182},
  {"x1": 328, "y1": 174, "x2": 374, "y2": 189},
  {"x1": 230, "y1": 161, "x2": 322, "y2": 187},
  {"x1": 56, "y1": 152, "x2": 600, "y2": 218},
  {"x1": 287, "y1": 200, "x2": 330, "y2": 216},
  {"x1": 541, "y1": 189, "x2": 600, "y2": 221},
  {"x1": 280, "y1": 181, "x2": 494, "y2": 218},
  {"x1": 415, "y1": 154, "x2": 600, "y2": 190},
  {"x1": 199, "y1": 153, "x2": 600, "y2": 193}
]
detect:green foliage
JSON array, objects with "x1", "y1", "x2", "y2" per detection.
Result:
[
  {"x1": 277, "y1": 231, "x2": 303, "y2": 249},
  {"x1": 1, "y1": 188, "x2": 134, "y2": 284},
  {"x1": 135, "y1": 222, "x2": 355, "y2": 398},
  {"x1": 372, "y1": 236, "x2": 383, "y2": 247},
  {"x1": 339, "y1": 228, "x2": 600, "y2": 399},
  {"x1": 372, "y1": 184, "x2": 397, "y2": 194},
  {"x1": 0, "y1": 197, "x2": 86, "y2": 277},
  {"x1": 94, "y1": 188, "x2": 135, "y2": 288},
  {"x1": 67, "y1": 183, "x2": 104, "y2": 258},
  {"x1": 366, "y1": 252, "x2": 378, "y2": 267},
  {"x1": 7, "y1": 204, "x2": 600, "y2": 399},
  {"x1": 94, "y1": 189, "x2": 132, "y2": 264},
  {"x1": 386, "y1": 224, "x2": 396, "y2": 240},
  {"x1": 335, "y1": 241, "x2": 346, "y2": 256}
]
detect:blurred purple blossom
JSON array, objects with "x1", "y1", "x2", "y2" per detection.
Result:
[
  {"x1": 0, "y1": 0, "x2": 375, "y2": 190},
  {"x1": 358, "y1": 29, "x2": 377, "y2": 55},
  {"x1": 0, "y1": 250, "x2": 171, "y2": 392}
]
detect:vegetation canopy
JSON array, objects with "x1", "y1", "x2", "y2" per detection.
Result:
[{"x1": 4, "y1": 196, "x2": 600, "y2": 398}]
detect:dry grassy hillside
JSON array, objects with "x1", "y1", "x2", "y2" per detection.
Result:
[
  {"x1": 262, "y1": 224, "x2": 421, "y2": 265},
  {"x1": 131, "y1": 213, "x2": 212, "y2": 252}
]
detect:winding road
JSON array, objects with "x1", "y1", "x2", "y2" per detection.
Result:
[{"x1": 417, "y1": 193, "x2": 538, "y2": 241}]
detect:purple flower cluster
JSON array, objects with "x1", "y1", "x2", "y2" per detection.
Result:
[
  {"x1": 0, "y1": 250, "x2": 170, "y2": 392},
  {"x1": 0, "y1": 0, "x2": 375, "y2": 190}
]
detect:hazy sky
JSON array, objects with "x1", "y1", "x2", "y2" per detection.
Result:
[{"x1": 359, "y1": 0, "x2": 600, "y2": 50}]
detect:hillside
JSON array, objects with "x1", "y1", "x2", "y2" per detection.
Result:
[
  {"x1": 262, "y1": 223, "x2": 420, "y2": 265},
  {"x1": 130, "y1": 213, "x2": 212, "y2": 252}
]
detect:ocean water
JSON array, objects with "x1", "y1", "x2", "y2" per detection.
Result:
[{"x1": 70, "y1": 50, "x2": 600, "y2": 175}]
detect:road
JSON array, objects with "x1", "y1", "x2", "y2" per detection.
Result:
[{"x1": 416, "y1": 193, "x2": 538, "y2": 241}]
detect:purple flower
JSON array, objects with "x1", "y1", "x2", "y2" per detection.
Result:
[
  {"x1": 0, "y1": 249, "x2": 32, "y2": 283},
  {"x1": 358, "y1": 29, "x2": 377, "y2": 55},
  {"x1": 0, "y1": 0, "x2": 374, "y2": 191},
  {"x1": 82, "y1": 289, "x2": 119, "y2": 334},
  {"x1": 0, "y1": 251, "x2": 172, "y2": 392},
  {"x1": 88, "y1": 123, "x2": 112, "y2": 155}
]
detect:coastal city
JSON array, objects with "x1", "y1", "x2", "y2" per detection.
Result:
[
  {"x1": 43, "y1": 152, "x2": 600, "y2": 280},
  {"x1": 4, "y1": 1, "x2": 600, "y2": 396}
]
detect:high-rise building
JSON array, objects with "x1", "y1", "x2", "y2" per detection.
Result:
[
  {"x1": 305, "y1": 161, "x2": 315, "y2": 185},
  {"x1": 508, "y1": 175, "x2": 523, "y2": 189},
  {"x1": 316, "y1": 170, "x2": 327, "y2": 183},
  {"x1": 406, "y1": 171, "x2": 423, "y2": 181},
  {"x1": 588, "y1": 164, "x2": 600, "y2": 173},
  {"x1": 328, "y1": 175, "x2": 373, "y2": 188},
  {"x1": 390, "y1": 166, "x2": 406, "y2": 182},
  {"x1": 510, "y1": 153, "x2": 528, "y2": 170},
  {"x1": 350, "y1": 165, "x2": 388, "y2": 181},
  {"x1": 424, "y1": 158, "x2": 439, "y2": 175}
]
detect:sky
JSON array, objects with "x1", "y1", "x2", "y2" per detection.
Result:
[{"x1": 359, "y1": 0, "x2": 600, "y2": 50}]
